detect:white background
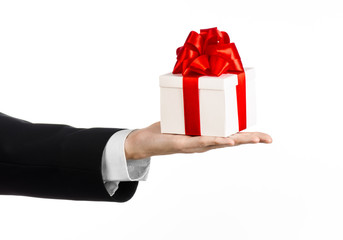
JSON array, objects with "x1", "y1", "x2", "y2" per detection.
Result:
[{"x1": 1, "y1": 0, "x2": 343, "y2": 239}]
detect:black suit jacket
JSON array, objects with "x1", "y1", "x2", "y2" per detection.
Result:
[{"x1": 0, "y1": 112, "x2": 138, "y2": 202}]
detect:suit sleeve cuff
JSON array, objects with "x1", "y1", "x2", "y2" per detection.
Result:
[{"x1": 101, "y1": 129, "x2": 150, "y2": 188}]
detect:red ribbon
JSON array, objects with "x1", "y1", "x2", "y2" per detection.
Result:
[{"x1": 173, "y1": 27, "x2": 247, "y2": 136}]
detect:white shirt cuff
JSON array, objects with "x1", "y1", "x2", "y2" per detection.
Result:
[{"x1": 101, "y1": 129, "x2": 150, "y2": 196}]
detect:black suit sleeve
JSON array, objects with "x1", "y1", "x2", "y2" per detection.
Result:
[{"x1": 0, "y1": 112, "x2": 138, "y2": 202}]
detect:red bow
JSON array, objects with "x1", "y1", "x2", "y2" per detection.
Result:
[
  {"x1": 173, "y1": 27, "x2": 244, "y2": 77},
  {"x1": 172, "y1": 28, "x2": 247, "y2": 136}
]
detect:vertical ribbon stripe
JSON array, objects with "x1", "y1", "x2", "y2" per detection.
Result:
[
  {"x1": 236, "y1": 72, "x2": 247, "y2": 131},
  {"x1": 183, "y1": 76, "x2": 201, "y2": 136}
]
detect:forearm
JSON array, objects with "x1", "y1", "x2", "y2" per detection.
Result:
[{"x1": 0, "y1": 112, "x2": 137, "y2": 202}]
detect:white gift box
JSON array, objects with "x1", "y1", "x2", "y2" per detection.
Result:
[{"x1": 159, "y1": 67, "x2": 256, "y2": 137}]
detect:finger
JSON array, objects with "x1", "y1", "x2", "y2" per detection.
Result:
[
  {"x1": 229, "y1": 133, "x2": 261, "y2": 145},
  {"x1": 255, "y1": 132, "x2": 273, "y2": 143},
  {"x1": 235, "y1": 132, "x2": 272, "y2": 143},
  {"x1": 185, "y1": 132, "x2": 272, "y2": 151}
]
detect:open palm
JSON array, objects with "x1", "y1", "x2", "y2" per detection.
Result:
[{"x1": 124, "y1": 122, "x2": 272, "y2": 160}]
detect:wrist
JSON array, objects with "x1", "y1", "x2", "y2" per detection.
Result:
[{"x1": 124, "y1": 129, "x2": 147, "y2": 160}]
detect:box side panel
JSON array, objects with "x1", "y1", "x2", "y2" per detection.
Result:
[
  {"x1": 246, "y1": 76, "x2": 257, "y2": 127},
  {"x1": 224, "y1": 85, "x2": 239, "y2": 136},
  {"x1": 199, "y1": 89, "x2": 226, "y2": 137},
  {"x1": 160, "y1": 87, "x2": 185, "y2": 135},
  {"x1": 244, "y1": 67, "x2": 255, "y2": 80}
]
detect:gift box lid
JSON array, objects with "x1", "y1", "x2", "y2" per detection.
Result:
[{"x1": 159, "y1": 67, "x2": 254, "y2": 90}]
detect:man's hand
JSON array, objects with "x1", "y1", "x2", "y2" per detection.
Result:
[{"x1": 124, "y1": 122, "x2": 272, "y2": 160}]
